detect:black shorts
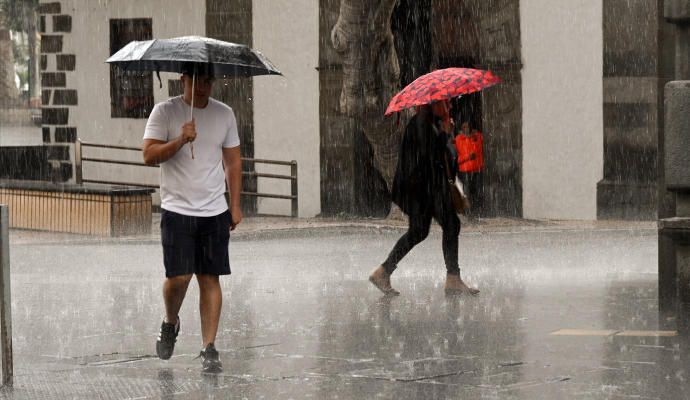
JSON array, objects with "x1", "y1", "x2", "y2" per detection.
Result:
[{"x1": 160, "y1": 209, "x2": 231, "y2": 277}]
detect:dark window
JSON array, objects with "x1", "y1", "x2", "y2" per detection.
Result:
[{"x1": 109, "y1": 19, "x2": 153, "y2": 118}]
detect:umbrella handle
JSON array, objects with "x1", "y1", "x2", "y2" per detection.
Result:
[{"x1": 190, "y1": 73, "x2": 195, "y2": 159}]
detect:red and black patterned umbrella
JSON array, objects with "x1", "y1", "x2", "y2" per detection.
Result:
[{"x1": 385, "y1": 68, "x2": 501, "y2": 116}]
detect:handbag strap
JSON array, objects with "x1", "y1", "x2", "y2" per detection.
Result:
[{"x1": 443, "y1": 154, "x2": 454, "y2": 183}]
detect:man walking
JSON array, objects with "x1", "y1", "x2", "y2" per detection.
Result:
[{"x1": 143, "y1": 63, "x2": 242, "y2": 373}]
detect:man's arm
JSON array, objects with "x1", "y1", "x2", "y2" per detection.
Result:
[
  {"x1": 142, "y1": 120, "x2": 196, "y2": 165},
  {"x1": 222, "y1": 145, "x2": 242, "y2": 230},
  {"x1": 142, "y1": 138, "x2": 184, "y2": 165}
]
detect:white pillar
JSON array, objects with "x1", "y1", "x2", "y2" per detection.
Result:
[
  {"x1": 521, "y1": 0, "x2": 603, "y2": 220},
  {"x1": 253, "y1": 0, "x2": 320, "y2": 217}
]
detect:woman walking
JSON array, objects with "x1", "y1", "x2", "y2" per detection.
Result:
[{"x1": 369, "y1": 99, "x2": 479, "y2": 296}]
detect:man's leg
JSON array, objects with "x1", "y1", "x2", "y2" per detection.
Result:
[
  {"x1": 157, "y1": 274, "x2": 193, "y2": 360},
  {"x1": 194, "y1": 211, "x2": 230, "y2": 373},
  {"x1": 196, "y1": 274, "x2": 222, "y2": 347},
  {"x1": 163, "y1": 274, "x2": 193, "y2": 324}
]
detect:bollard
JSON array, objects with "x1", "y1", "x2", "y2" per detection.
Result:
[{"x1": 0, "y1": 205, "x2": 12, "y2": 386}]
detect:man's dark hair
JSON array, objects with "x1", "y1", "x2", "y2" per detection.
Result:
[{"x1": 181, "y1": 62, "x2": 215, "y2": 78}]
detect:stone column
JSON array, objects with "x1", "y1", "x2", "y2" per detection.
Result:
[
  {"x1": 319, "y1": 0, "x2": 358, "y2": 215},
  {"x1": 37, "y1": 1, "x2": 75, "y2": 182},
  {"x1": 659, "y1": 0, "x2": 690, "y2": 318},
  {"x1": 659, "y1": 81, "x2": 690, "y2": 313},
  {"x1": 206, "y1": 0, "x2": 256, "y2": 214},
  {"x1": 434, "y1": 0, "x2": 522, "y2": 218},
  {"x1": 598, "y1": 0, "x2": 673, "y2": 220}
]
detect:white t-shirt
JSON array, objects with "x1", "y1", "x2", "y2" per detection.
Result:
[{"x1": 144, "y1": 96, "x2": 240, "y2": 217}]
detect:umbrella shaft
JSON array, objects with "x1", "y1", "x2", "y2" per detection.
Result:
[
  {"x1": 190, "y1": 73, "x2": 195, "y2": 159},
  {"x1": 190, "y1": 73, "x2": 195, "y2": 119}
]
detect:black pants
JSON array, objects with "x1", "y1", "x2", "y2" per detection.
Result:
[{"x1": 382, "y1": 199, "x2": 461, "y2": 275}]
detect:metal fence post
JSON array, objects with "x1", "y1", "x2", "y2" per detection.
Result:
[
  {"x1": 0, "y1": 205, "x2": 12, "y2": 386},
  {"x1": 75, "y1": 139, "x2": 83, "y2": 184},
  {"x1": 291, "y1": 161, "x2": 298, "y2": 218}
]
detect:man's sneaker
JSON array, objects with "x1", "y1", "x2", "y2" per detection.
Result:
[
  {"x1": 156, "y1": 318, "x2": 180, "y2": 360},
  {"x1": 199, "y1": 343, "x2": 223, "y2": 373}
]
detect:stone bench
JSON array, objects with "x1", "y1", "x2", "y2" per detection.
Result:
[{"x1": 0, "y1": 180, "x2": 154, "y2": 236}]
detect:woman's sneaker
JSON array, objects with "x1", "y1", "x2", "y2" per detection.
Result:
[
  {"x1": 200, "y1": 343, "x2": 223, "y2": 373},
  {"x1": 156, "y1": 318, "x2": 180, "y2": 360}
]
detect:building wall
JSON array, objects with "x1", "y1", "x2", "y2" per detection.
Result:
[
  {"x1": 206, "y1": 0, "x2": 256, "y2": 215},
  {"x1": 55, "y1": 0, "x2": 317, "y2": 217},
  {"x1": 521, "y1": 0, "x2": 603, "y2": 220},
  {"x1": 60, "y1": 0, "x2": 205, "y2": 190},
  {"x1": 253, "y1": 0, "x2": 320, "y2": 217}
]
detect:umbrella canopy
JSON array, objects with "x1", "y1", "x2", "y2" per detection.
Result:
[
  {"x1": 106, "y1": 35, "x2": 282, "y2": 77},
  {"x1": 385, "y1": 68, "x2": 500, "y2": 116}
]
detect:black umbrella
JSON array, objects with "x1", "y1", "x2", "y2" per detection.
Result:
[
  {"x1": 106, "y1": 36, "x2": 282, "y2": 158},
  {"x1": 106, "y1": 35, "x2": 282, "y2": 78}
]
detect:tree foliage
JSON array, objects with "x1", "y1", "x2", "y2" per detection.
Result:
[{"x1": 1, "y1": 0, "x2": 38, "y2": 32}]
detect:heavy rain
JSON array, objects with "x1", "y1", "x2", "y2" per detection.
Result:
[{"x1": 0, "y1": 0, "x2": 688, "y2": 399}]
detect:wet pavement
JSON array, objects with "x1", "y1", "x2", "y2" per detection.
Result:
[{"x1": 1, "y1": 217, "x2": 686, "y2": 399}]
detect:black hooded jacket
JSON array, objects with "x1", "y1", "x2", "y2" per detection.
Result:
[{"x1": 391, "y1": 109, "x2": 456, "y2": 215}]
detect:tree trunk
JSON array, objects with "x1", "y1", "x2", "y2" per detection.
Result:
[
  {"x1": 331, "y1": 0, "x2": 402, "y2": 190},
  {"x1": 0, "y1": 5, "x2": 19, "y2": 108},
  {"x1": 27, "y1": 9, "x2": 39, "y2": 106}
]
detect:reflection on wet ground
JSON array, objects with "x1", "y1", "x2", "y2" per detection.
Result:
[{"x1": 2, "y1": 224, "x2": 685, "y2": 399}]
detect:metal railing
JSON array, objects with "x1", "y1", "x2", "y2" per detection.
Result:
[
  {"x1": 75, "y1": 140, "x2": 299, "y2": 217},
  {"x1": 0, "y1": 205, "x2": 12, "y2": 386}
]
